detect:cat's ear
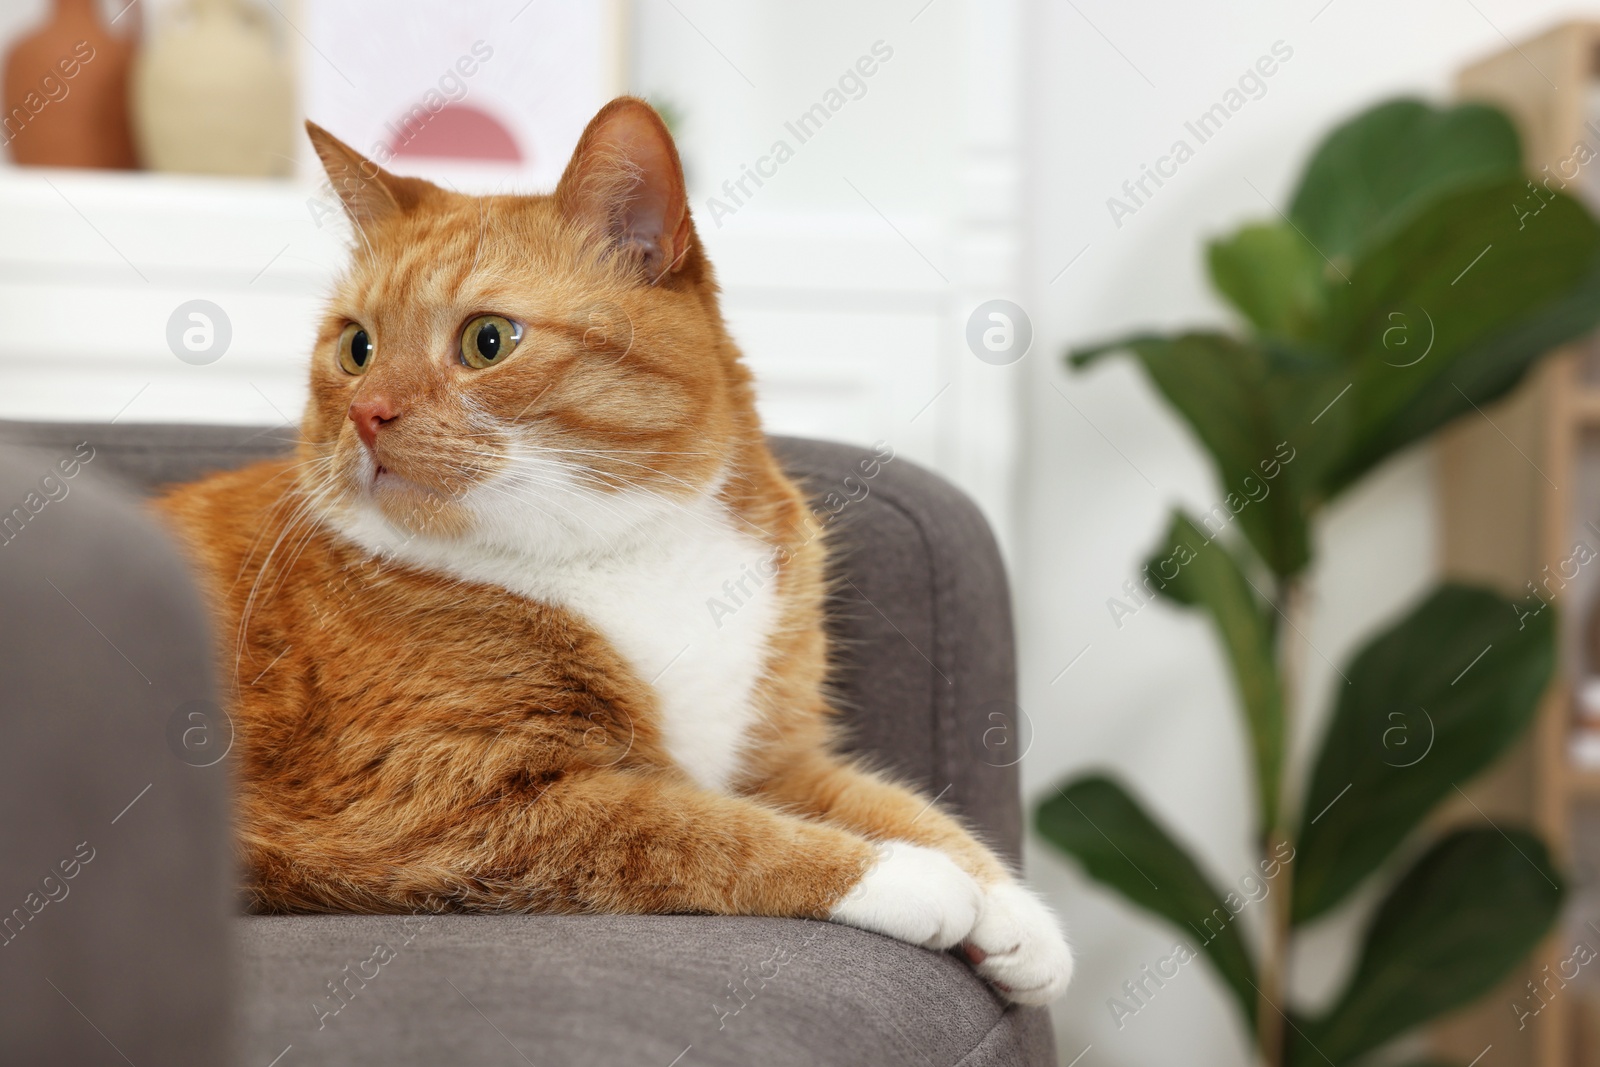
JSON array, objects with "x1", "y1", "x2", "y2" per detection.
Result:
[
  {"x1": 305, "y1": 121, "x2": 430, "y2": 227},
  {"x1": 556, "y1": 98, "x2": 692, "y2": 282}
]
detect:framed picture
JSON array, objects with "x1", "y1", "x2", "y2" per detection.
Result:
[{"x1": 298, "y1": 0, "x2": 626, "y2": 191}]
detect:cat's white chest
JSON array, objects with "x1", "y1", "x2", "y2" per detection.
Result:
[
  {"x1": 535, "y1": 520, "x2": 780, "y2": 791},
  {"x1": 330, "y1": 471, "x2": 781, "y2": 791}
]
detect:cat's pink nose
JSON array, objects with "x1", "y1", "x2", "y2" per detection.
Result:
[{"x1": 348, "y1": 395, "x2": 398, "y2": 450}]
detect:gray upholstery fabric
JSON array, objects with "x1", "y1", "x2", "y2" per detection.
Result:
[
  {"x1": 239, "y1": 914, "x2": 1052, "y2": 1067},
  {"x1": 0, "y1": 419, "x2": 1053, "y2": 1067},
  {"x1": 795, "y1": 440, "x2": 1026, "y2": 867},
  {"x1": 0, "y1": 443, "x2": 235, "y2": 1066}
]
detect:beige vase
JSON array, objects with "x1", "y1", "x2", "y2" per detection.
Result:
[{"x1": 131, "y1": 0, "x2": 294, "y2": 177}]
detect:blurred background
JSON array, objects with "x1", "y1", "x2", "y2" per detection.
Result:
[{"x1": 8, "y1": 0, "x2": 1600, "y2": 1063}]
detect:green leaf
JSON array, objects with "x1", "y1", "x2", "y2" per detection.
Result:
[
  {"x1": 1071, "y1": 332, "x2": 1325, "y2": 576},
  {"x1": 1289, "y1": 98, "x2": 1522, "y2": 262},
  {"x1": 1291, "y1": 828, "x2": 1562, "y2": 1064},
  {"x1": 1036, "y1": 775, "x2": 1258, "y2": 1029},
  {"x1": 1208, "y1": 223, "x2": 1333, "y2": 341},
  {"x1": 1318, "y1": 180, "x2": 1600, "y2": 495},
  {"x1": 1075, "y1": 181, "x2": 1600, "y2": 532},
  {"x1": 1145, "y1": 511, "x2": 1284, "y2": 834},
  {"x1": 1293, "y1": 584, "x2": 1555, "y2": 923},
  {"x1": 1070, "y1": 101, "x2": 1599, "y2": 553}
]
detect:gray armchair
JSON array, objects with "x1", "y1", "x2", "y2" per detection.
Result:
[{"x1": 0, "y1": 420, "x2": 1056, "y2": 1067}]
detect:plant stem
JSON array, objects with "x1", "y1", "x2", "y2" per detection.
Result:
[
  {"x1": 1256, "y1": 578, "x2": 1306, "y2": 1066},
  {"x1": 1257, "y1": 826, "x2": 1295, "y2": 1064}
]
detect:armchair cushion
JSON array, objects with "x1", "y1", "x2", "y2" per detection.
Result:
[{"x1": 240, "y1": 913, "x2": 1053, "y2": 1066}]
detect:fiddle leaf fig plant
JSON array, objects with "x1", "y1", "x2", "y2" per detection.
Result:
[{"x1": 1038, "y1": 98, "x2": 1599, "y2": 1064}]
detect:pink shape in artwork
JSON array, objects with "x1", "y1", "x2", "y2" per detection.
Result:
[{"x1": 386, "y1": 103, "x2": 524, "y2": 163}]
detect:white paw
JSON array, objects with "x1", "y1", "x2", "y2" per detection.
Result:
[
  {"x1": 829, "y1": 842, "x2": 982, "y2": 949},
  {"x1": 962, "y1": 881, "x2": 1074, "y2": 1005}
]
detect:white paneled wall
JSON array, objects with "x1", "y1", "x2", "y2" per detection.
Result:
[{"x1": 0, "y1": 169, "x2": 338, "y2": 425}]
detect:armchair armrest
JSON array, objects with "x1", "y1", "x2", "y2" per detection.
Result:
[
  {"x1": 0, "y1": 443, "x2": 234, "y2": 1066},
  {"x1": 770, "y1": 438, "x2": 1024, "y2": 867}
]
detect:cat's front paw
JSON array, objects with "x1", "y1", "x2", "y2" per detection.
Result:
[
  {"x1": 829, "y1": 841, "x2": 981, "y2": 949},
  {"x1": 961, "y1": 881, "x2": 1074, "y2": 1005}
]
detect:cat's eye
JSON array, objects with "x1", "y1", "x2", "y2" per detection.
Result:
[
  {"x1": 338, "y1": 323, "x2": 374, "y2": 375},
  {"x1": 459, "y1": 315, "x2": 523, "y2": 369}
]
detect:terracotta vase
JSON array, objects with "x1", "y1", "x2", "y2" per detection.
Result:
[
  {"x1": 2, "y1": 0, "x2": 139, "y2": 168},
  {"x1": 132, "y1": 0, "x2": 295, "y2": 177}
]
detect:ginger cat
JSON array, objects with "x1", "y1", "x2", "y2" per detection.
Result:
[{"x1": 156, "y1": 98, "x2": 1073, "y2": 1005}]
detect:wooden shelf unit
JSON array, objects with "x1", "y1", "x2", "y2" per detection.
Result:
[
  {"x1": 1570, "y1": 766, "x2": 1600, "y2": 799},
  {"x1": 1572, "y1": 389, "x2": 1600, "y2": 426},
  {"x1": 1438, "y1": 22, "x2": 1600, "y2": 1067}
]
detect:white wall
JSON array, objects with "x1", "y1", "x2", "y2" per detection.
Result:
[{"x1": 1017, "y1": 1, "x2": 1594, "y2": 1062}]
